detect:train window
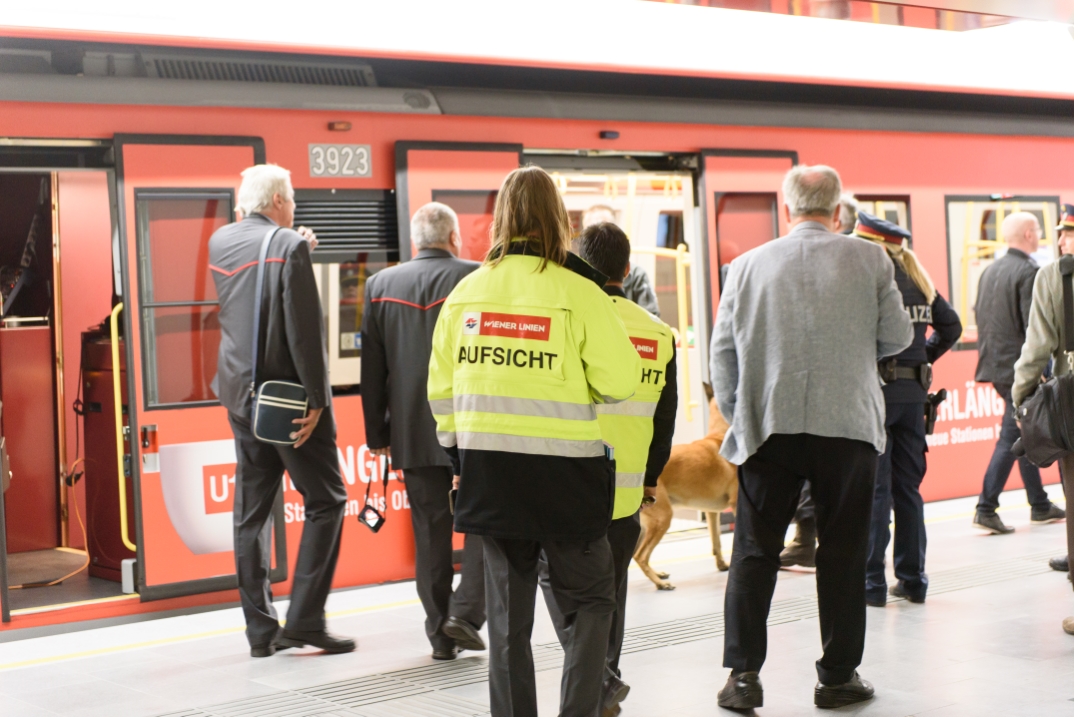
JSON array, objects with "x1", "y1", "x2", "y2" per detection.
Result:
[
  {"x1": 135, "y1": 190, "x2": 232, "y2": 408},
  {"x1": 854, "y1": 196, "x2": 910, "y2": 238},
  {"x1": 945, "y1": 195, "x2": 1059, "y2": 346},
  {"x1": 431, "y1": 189, "x2": 497, "y2": 262}
]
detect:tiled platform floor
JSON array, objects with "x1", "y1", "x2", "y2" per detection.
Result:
[{"x1": 0, "y1": 488, "x2": 1070, "y2": 717}]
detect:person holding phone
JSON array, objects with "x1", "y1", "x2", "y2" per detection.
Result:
[{"x1": 428, "y1": 166, "x2": 639, "y2": 717}]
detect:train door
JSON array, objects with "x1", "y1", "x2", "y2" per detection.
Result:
[
  {"x1": 394, "y1": 142, "x2": 523, "y2": 262},
  {"x1": 113, "y1": 135, "x2": 287, "y2": 600}
]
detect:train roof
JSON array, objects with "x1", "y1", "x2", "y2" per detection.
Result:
[{"x1": 3, "y1": 1, "x2": 1074, "y2": 102}]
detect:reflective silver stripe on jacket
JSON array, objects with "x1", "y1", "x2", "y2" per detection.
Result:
[
  {"x1": 457, "y1": 431, "x2": 604, "y2": 458},
  {"x1": 596, "y1": 401, "x2": 658, "y2": 418},
  {"x1": 616, "y1": 472, "x2": 645, "y2": 489},
  {"x1": 437, "y1": 431, "x2": 458, "y2": 448},
  {"x1": 597, "y1": 392, "x2": 633, "y2": 405},
  {"x1": 454, "y1": 394, "x2": 596, "y2": 421},
  {"x1": 429, "y1": 398, "x2": 454, "y2": 415}
]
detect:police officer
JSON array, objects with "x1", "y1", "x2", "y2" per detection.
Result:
[
  {"x1": 537, "y1": 222, "x2": 677, "y2": 717},
  {"x1": 855, "y1": 212, "x2": 962, "y2": 606},
  {"x1": 428, "y1": 166, "x2": 639, "y2": 717}
]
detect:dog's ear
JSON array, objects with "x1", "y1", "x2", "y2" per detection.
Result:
[{"x1": 702, "y1": 381, "x2": 714, "y2": 402}]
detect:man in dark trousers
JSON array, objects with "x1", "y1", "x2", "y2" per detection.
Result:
[
  {"x1": 361, "y1": 202, "x2": 485, "y2": 660},
  {"x1": 973, "y1": 211, "x2": 1065, "y2": 534},
  {"x1": 711, "y1": 165, "x2": 913, "y2": 710},
  {"x1": 209, "y1": 164, "x2": 354, "y2": 658}
]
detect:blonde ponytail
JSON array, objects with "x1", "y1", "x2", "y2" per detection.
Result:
[{"x1": 871, "y1": 239, "x2": 936, "y2": 304}]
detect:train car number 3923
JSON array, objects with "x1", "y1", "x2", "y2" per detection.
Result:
[{"x1": 308, "y1": 144, "x2": 372, "y2": 178}]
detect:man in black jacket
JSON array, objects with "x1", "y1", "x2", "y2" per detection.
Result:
[
  {"x1": 361, "y1": 202, "x2": 485, "y2": 660},
  {"x1": 973, "y1": 211, "x2": 1065, "y2": 534},
  {"x1": 209, "y1": 164, "x2": 354, "y2": 658}
]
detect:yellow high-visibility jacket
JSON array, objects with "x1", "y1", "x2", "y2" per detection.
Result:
[
  {"x1": 599, "y1": 294, "x2": 675, "y2": 520},
  {"x1": 428, "y1": 243, "x2": 639, "y2": 541}
]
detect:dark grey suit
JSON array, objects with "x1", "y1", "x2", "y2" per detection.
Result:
[
  {"x1": 361, "y1": 248, "x2": 485, "y2": 652},
  {"x1": 210, "y1": 213, "x2": 346, "y2": 648}
]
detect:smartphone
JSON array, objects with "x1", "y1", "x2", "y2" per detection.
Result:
[{"x1": 449, "y1": 488, "x2": 458, "y2": 515}]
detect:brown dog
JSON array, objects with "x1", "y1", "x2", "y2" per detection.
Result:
[{"x1": 633, "y1": 386, "x2": 738, "y2": 590}]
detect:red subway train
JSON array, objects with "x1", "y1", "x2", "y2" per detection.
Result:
[{"x1": 0, "y1": 4, "x2": 1071, "y2": 632}]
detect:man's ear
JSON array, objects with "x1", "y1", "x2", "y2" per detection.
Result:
[
  {"x1": 623, "y1": 261, "x2": 631, "y2": 282},
  {"x1": 782, "y1": 204, "x2": 792, "y2": 223}
]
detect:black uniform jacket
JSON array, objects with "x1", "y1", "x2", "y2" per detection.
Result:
[
  {"x1": 974, "y1": 248, "x2": 1038, "y2": 387},
  {"x1": 209, "y1": 213, "x2": 330, "y2": 417},
  {"x1": 361, "y1": 248, "x2": 479, "y2": 470},
  {"x1": 881, "y1": 262, "x2": 962, "y2": 403},
  {"x1": 604, "y1": 284, "x2": 679, "y2": 487}
]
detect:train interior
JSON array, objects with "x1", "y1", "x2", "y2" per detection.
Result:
[{"x1": 0, "y1": 167, "x2": 125, "y2": 613}]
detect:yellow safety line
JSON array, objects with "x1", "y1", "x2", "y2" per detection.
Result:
[
  {"x1": 11, "y1": 593, "x2": 136, "y2": 617},
  {"x1": 0, "y1": 598, "x2": 421, "y2": 672}
]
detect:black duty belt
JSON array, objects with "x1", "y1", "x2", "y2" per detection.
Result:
[{"x1": 878, "y1": 359, "x2": 932, "y2": 390}]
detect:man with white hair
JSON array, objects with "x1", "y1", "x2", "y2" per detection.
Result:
[
  {"x1": 711, "y1": 164, "x2": 912, "y2": 710},
  {"x1": 973, "y1": 211, "x2": 1065, "y2": 534},
  {"x1": 361, "y1": 202, "x2": 486, "y2": 660},
  {"x1": 209, "y1": 164, "x2": 355, "y2": 658}
]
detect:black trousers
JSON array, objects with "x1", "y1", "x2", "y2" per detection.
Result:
[
  {"x1": 537, "y1": 512, "x2": 641, "y2": 681},
  {"x1": 723, "y1": 433, "x2": 877, "y2": 685},
  {"x1": 485, "y1": 536, "x2": 616, "y2": 717},
  {"x1": 977, "y1": 383, "x2": 1050, "y2": 514},
  {"x1": 404, "y1": 465, "x2": 486, "y2": 651},
  {"x1": 229, "y1": 410, "x2": 347, "y2": 647},
  {"x1": 866, "y1": 402, "x2": 928, "y2": 602}
]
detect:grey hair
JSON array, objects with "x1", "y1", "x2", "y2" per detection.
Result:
[
  {"x1": 838, "y1": 193, "x2": 860, "y2": 234},
  {"x1": 782, "y1": 164, "x2": 842, "y2": 218},
  {"x1": 411, "y1": 202, "x2": 460, "y2": 249},
  {"x1": 237, "y1": 164, "x2": 292, "y2": 216}
]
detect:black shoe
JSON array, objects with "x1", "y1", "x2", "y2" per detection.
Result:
[
  {"x1": 250, "y1": 643, "x2": 276, "y2": 658},
  {"x1": 1031, "y1": 503, "x2": 1066, "y2": 524},
  {"x1": 1050, "y1": 555, "x2": 1070, "y2": 572},
  {"x1": 889, "y1": 581, "x2": 925, "y2": 604},
  {"x1": 972, "y1": 512, "x2": 1014, "y2": 534},
  {"x1": 718, "y1": 670, "x2": 762, "y2": 710},
  {"x1": 815, "y1": 671, "x2": 875, "y2": 708},
  {"x1": 441, "y1": 617, "x2": 486, "y2": 651},
  {"x1": 865, "y1": 595, "x2": 887, "y2": 608},
  {"x1": 602, "y1": 674, "x2": 630, "y2": 713},
  {"x1": 276, "y1": 629, "x2": 356, "y2": 654},
  {"x1": 431, "y1": 645, "x2": 459, "y2": 660}
]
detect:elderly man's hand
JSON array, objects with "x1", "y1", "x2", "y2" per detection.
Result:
[
  {"x1": 291, "y1": 407, "x2": 323, "y2": 448},
  {"x1": 296, "y1": 225, "x2": 318, "y2": 250}
]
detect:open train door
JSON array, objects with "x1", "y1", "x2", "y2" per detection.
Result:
[
  {"x1": 113, "y1": 135, "x2": 286, "y2": 600},
  {"x1": 699, "y1": 150, "x2": 798, "y2": 343},
  {"x1": 394, "y1": 142, "x2": 523, "y2": 262}
]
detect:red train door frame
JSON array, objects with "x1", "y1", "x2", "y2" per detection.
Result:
[
  {"x1": 394, "y1": 142, "x2": 523, "y2": 262},
  {"x1": 114, "y1": 134, "x2": 287, "y2": 601},
  {"x1": 698, "y1": 149, "x2": 798, "y2": 342}
]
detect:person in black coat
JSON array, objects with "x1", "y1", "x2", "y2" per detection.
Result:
[
  {"x1": 854, "y1": 213, "x2": 962, "y2": 606},
  {"x1": 360, "y1": 202, "x2": 485, "y2": 660},
  {"x1": 973, "y1": 212, "x2": 1065, "y2": 534},
  {"x1": 209, "y1": 164, "x2": 354, "y2": 658}
]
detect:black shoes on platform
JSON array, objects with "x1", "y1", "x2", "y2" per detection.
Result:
[
  {"x1": 1031, "y1": 503, "x2": 1066, "y2": 524},
  {"x1": 431, "y1": 645, "x2": 459, "y2": 660},
  {"x1": 972, "y1": 512, "x2": 1014, "y2": 534},
  {"x1": 814, "y1": 671, "x2": 875, "y2": 709},
  {"x1": 718, "y1": 670, "x2": 763, "y2": 710},
  {"x1": 1050, "y1": 555, "x2": 1070, "y2": 573},
  {"x1": 275, "y1": 629, "x2": 357, "y2": 653},
  {"x1": 601, "y1": 674, "x2": 630, "y2": 716},
  {"x1": 889, "y1": 580, "x2": 926, "y2": 604},
  {"x1": 441, "y1": 617, "x2": 487, "y2": 651}
]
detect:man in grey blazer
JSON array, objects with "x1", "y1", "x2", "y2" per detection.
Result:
[
  {"x1": 710, "y1": 165, "x2": 913, "y2": 710},
  {"x1": 209, "y1": 164, "x2": 354, "y2": 658},
  {"x1": 361, "y1": 202, "x2": 485, "y2": 660}
]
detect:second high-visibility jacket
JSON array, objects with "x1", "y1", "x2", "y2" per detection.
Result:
[
  {"x1": 428, "y1": 242, "x2": 640, "y2": 541},
  {"x1": 599, "y1": 292, "x2": 676, "y2": 519}
]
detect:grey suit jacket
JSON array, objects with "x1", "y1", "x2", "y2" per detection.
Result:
[
  {"x1": 361, "y1": 248, "x2": 479, "y2": 470},
  {"x1": 710, "y1": 221, "x2": 913, "y2": 465},
  {"x1": 209, "y1": 213, "x2": 330, "y2": 418}
]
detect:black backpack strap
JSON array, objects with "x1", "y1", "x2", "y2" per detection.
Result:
[
  {"x1": 250, "y1": 227, "x2": 281, "y2": 396},
  {"x1": 1061, "y1": 255, "x2": 1074, "y2": 355}
]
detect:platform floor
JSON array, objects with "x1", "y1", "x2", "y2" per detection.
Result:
[{"x1": 0, "y1": 488, "x2": 1070, "y2": 717}]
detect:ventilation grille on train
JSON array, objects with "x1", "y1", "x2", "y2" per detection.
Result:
[
  {"x1": 293, "y1": 190, "x2": 398, "y2": 258},
  {"x1": 143, "y1": 54, "x2": 376, "y2": 87}
]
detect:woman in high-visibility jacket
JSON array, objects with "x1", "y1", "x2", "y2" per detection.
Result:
[{"x1": 428, "y1": 165, "x2": 639, "y2": 717}]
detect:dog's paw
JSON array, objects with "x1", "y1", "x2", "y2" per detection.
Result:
[
  {"x1": 657, "y1": 582, "x2": 676, "y2": 591},
  {"x1": 716, "y1": 562, "x2": 730, "y2": 572}
]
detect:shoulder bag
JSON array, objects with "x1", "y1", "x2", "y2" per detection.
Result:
[
  {"x1": 1013, "y1": 254, "x2": 1074, "y2": 467},
  {"x1": 250, "y1": 227, "x2": 309, "y2": 445}
]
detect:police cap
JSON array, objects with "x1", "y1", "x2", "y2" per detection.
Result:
[
  {"x1": 854, "y1": 211, "x2": 911, "y2": 246},
  {"x1": 1056, "y1": 203, "x2": 1074, "y2": 231}
]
